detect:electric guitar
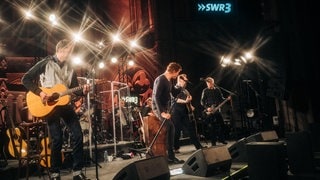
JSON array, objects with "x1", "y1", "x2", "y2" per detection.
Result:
[
  {"x1": 40, "y1": 137, "x2": 64, "y2": 167},
  {"x1": 26, "y1": 83, "x2": 90, "y2": 117},
  {"x1": 204, "y1": 96, "x2": 231, "y2": 116},
  {"x1": 5, "y1": 106, "x2": 28, "y2": 158}
]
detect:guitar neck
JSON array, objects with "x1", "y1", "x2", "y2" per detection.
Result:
[
  {"x1": 60, "y1": 85, "x2": 84, "y2": 96},
  {"x1": 216, "y1": 99, "x2": 228, "y2": 109}
]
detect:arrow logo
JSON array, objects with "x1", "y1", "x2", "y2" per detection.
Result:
[{"x1": 198, "y1": 3, "x2": 205, "y2": 11}]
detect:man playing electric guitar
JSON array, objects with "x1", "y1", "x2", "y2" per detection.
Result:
[{"x1": 200, "y1": 77, "x2": 230, "y2": 146}]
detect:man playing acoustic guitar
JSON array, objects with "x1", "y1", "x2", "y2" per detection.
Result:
[
  {"x1": 22, "y1": 39, "x2": 90, "y2": 180},
  {"x1": 171, "y1": 74, "x2": 203, "y2": 153},
  {"x1": 200, "y1": 77, "x2": 230, "y2": 147}
]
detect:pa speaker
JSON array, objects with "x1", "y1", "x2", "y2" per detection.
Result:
[
  {"x1": 113, "y1": 156, "x2": 170, "y2": 180},
  {"x1": 247, "y1": 130, "x2": 279, "y2": 142},
  {"x1": 286, "y1": 131, "x2": 315, "y2": 174},
  {"x1": 246, "y1": 141, "x2": 287, "y2": 180},
  {"x1": 182, "y1": 146, "x2": 232, "y2": 177}
]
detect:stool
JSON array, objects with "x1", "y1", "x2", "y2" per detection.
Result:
[{"x1": 19, "y1": 121, "x2": 48, "y2": 179}]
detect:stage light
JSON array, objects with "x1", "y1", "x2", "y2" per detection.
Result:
[
  {"x1": 127, "y1": 60, "x2": 134, "y2": 66},
  {"x1": 219, "y1": 49, "x2": 256, "y2": 67},
  {"x1": 72, "y1": 56, "x2": 83, "y2": 65},
  {"x1": 240, "y1": 56, "x2": 247, "y2": 64},
  {"x1": 129, "y1": 40, "x2": 138, "y2": 48},
  {"x1": 24, "y1": 10, "x2": 33, "y2": 19},
  {"x1": 72, "y1": 32, "x2": 83, "y2": 42},
  {"x1": 98, "y1": 62, "x2": 105, "y2": 69},
  {"x1": 111, "y1": 57, "x2": 118, "y2": 63},
  {"x1": 97, "y1": 41, "x2": 105, "y2": 49},
  {"x1": 48, "y1": 14, "x2": 58, "y2": 26},
  {"x1": 111, "y1": 33, "x2": 121, "y2": 43},
  {"x1": 234, "y1": 58, "x2": 241, "y2": 66},
  {"x1": 244, "y1": 52, "x2": 253, "y2": 59}
]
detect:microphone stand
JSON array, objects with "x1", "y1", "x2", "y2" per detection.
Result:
[
  {"x1": 215, "y1": 84, "x2": 238, "y2": 96},
  {"x1": 87, "y1": 68, "x2": 101, "y2": 180}
]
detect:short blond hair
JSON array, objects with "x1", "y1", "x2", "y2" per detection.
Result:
[{"x1": 56, "y1": 39, "x2": 74, "y2": 52}]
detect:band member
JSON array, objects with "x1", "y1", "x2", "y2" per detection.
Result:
[
  {"x1": 200, "y1": 77, "x2": 229, "y2": 146},
  {"x1": 171, "y1": 74, "x2": 203, "y2": 153},
  {"x1": 22, "y1": 39, "x2": 90, "y2": 180},
  {"x1": 151, "y1": 62, "x2": 184, "y2": 164},
  {"x1": 141, "y1": 97, "x2": 152, "y2": 117}
]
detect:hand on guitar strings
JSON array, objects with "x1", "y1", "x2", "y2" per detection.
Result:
[{"x1": 40, "y1": 91, "x2": 59, "y2": 104}]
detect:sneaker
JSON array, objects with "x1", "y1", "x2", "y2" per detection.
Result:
[
  {"x1": 73, "y1": 173, "x2": 90, "y2": 180},
  {"x1": 174, "y1": 149, "x2": 180, "y2": 153},
  {"x1": 50, "y1": 173, "x2": 60, "y2": 180},
  {"x1": 219, "y1": 141, "x2": 228, "y2": 145},
  {"x1": 168, "y1": 157, "x2": 185, "y2": 164},
  {"x1": 50, "y1": 177, "x2": 61, "y2": 180}
]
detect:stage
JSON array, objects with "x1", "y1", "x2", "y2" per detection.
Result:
[
  {"x1": 1, "y1": 140, "x2": 249, "y2": 180},
  {"x1": 1, "y1": 131, "x2": 319, "y2": 180}
]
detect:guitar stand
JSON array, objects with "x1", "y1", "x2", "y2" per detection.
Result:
[{"x1": 19, "y1": 120, "x2": 49, "y2": 179}]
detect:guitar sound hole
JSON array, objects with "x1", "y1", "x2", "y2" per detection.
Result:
[{"x1": 48, "y1": 93, "x2": 60, "y2": 102}]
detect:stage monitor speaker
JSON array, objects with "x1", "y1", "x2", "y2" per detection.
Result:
[
  {"x1": 228, "y1": 137, "x2": 248, "y2": 162},
  {"x1": 247, "y1": 130, "x2": 279, "y2": 142},
  {"x1": 182, "y1": 146, "x2": 232, "y2": 177},
  {"x1": 228, "y1": 130, "x2": 278, "y2": 163},
  {"x1": 246, "y1": 141, "x2": 287, "y2": 180},
  {"x1": 113, "y1": 156, "x2": 170, "y2": 180}
]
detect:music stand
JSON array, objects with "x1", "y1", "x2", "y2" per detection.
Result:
[{"x1": 100, "y1": 81, "x2": 129, "y2": 157}]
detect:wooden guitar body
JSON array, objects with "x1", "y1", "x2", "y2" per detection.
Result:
[
  {"x1": 26, "y1": 84, "x2": 71, "y2": 118},
  {"x1": 6, "y1": 127, "x2": 28, "y2": 158},
  {"x1": 40, "y1": 137, "x2": 64, "y2": 167}
]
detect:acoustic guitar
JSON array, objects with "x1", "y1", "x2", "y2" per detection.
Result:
[
  {"x1": 183, "y1": 88, "x2": 198, "y2": 134},
  {"x1": 40, "y1": 137, "x2": 64, "y2": 167},
  {"x1": 5, "y1": 106, "x2": 28, "y2": 158},
  {"x1": 26, "y1": 84, "x2": 86, "y2": 117}
]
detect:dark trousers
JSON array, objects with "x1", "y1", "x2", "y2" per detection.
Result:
[
  {"x1": 204, "y1": 112, "x2": 226, "y2": 145},
  {"x1": 172, "y1": 110, "x2": 202, "y2": 150},
  {"x1": 46, "y1": 105, "x2": 84, "y2": 173},
  {"x1": 164, "y1": 120, "x2": 175, "y2": 160}
]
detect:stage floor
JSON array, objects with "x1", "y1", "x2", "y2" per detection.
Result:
[{"x1": 1, "y1": 140, "x2": 248, "y2": 179}]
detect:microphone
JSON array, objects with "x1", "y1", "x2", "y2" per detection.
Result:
[
  {"x1": 180, "y1": 76, "x2": 193, "y2": 85},
  {"x1": 243, "y1": 80, "x2": 252, "y2": 83},
  {"x1": 200, "y1": 77, "x2": 205, "y2": 81},
  {"x1": 185, "y1": 79, "x2": 193, "y2": 85}
]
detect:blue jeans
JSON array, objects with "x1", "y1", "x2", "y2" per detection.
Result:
[{"x1": 46, "y1": 105, "x2": 84, "y2": 173}]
